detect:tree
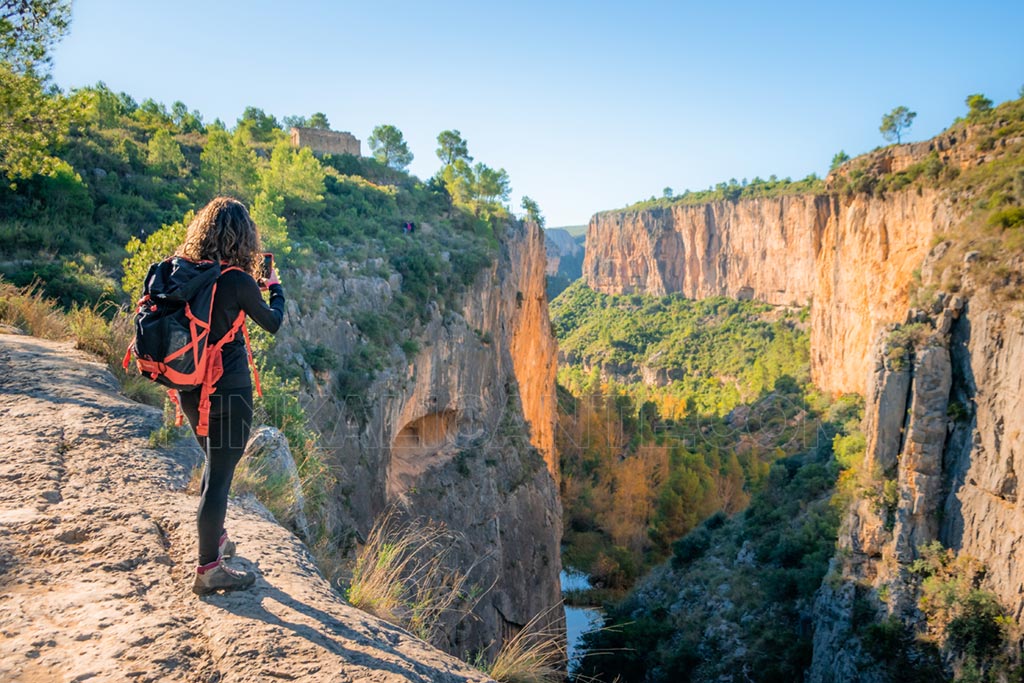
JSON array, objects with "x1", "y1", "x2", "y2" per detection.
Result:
[
  {"x1": 369, "y1": 124, "x2": 413, "y2": 170},
  {"x1": 260, "y1": 139, "x2": 325, "y2": 206},
  {"x1": 122, "y1": 212, "x2": 191, "y2": 298},
  {"x1": 74, "y1": 82, "x2": 125, "y2": 128},
  {"x1": 170, "y1": 100, "x2": 204, "y2": 134},
  {"x1": 132, "y1": 98, "x2": 174, "y2": 130},
  {"x1": 0, "y1": 64, "x2": 73, "y2": 181},
  {"x1": 830, "y1": 150, "x2": 850, "y2": 171},
  {"x1": 436, "y1": 129, "x2": 471, "y2": 166},
  {"x1": 965, "y1": 93, "x2": 993, "y2": 120},
  {"x1": 236, "y1": 106, "x2": 280, "y2": 143},
  {"x1": 250, "y1": 189, "x2": 290, "y2": 255},
  {"x1": 199, "y1": 129, "x2": 233, "y2": 197},
  {"x1": 0, "y1": 0, "x2": 70, "y2": 70},
  {"x1": 147, "y1": 129, "x2": 187, "y2": 177},
  {"x1": 663, "y1": 187, "x2": 673, "y2": 199},
  {"x1": 521, "y1": 195, "x2": 544, "y2": 228},
  {"x1": 0, "y1": 1, "x2": 73, "y2": 181},
  {"x1": 198, "y1": 128, "x2": 258, "y2": 201},
  {"x1": 879, "y1": 106, "x2": 916, "y2": 144},
  {"x1": 473, "y1": 163, "x2": 510, "y2": 205},
  {"x1": 440, "y1": 158, "x2": 473, "y2": 205},
  {"x1": 307, "y1": 112, "x2": 330, "y2": 130}
]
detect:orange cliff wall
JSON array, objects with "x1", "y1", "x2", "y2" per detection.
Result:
[
  {"x1": 507, "y1": 221, "x2": 559, "y2": 477},
  {"x1": 584, "y1": 190, "x2": 956, "y2": 395}
]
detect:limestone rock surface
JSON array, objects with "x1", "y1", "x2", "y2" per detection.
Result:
[{"x1": 0, "y1": 334, "x2": 495, "y2": 683}]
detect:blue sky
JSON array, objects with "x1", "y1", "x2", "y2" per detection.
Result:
[{"x1": 52, "y1": 1, "x2": 1024, "y2": 227}]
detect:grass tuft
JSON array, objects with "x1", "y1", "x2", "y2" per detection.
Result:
[
  {"x1": 484, "y1": 604, "x2": 567, "y2": 683},
  {"x1": 345, "y1": 510, "x2": 483, "y2": 645}
]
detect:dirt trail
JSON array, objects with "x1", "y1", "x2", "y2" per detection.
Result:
[{"x1": 0, "y1": 333, "x2": 493, "y2": 683}]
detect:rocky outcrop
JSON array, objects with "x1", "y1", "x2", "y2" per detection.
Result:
[
  {"x1": 273, "y1": 219, "x2": 562, "y2": 659},
  {"x1": 0, "y1": 333, "x2": 495, "y2": 683},
  {"x1": 244, "y1": 425, "x2": 310, "y2": 538},
  {"x1": 809, "y1": 278, "x2": 1024, "y2": 678},
  {"x1": 584, "y1": 190, "x2": 956, "y2": 395}
]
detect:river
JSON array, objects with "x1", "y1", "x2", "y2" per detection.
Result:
[{"x1": 561, "y1": 570, "x2": 603, "y2": 669}]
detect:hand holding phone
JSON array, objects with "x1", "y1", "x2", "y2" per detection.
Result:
[{"x1": 258, "y1": 252, "x2": 278, "y2": 290}]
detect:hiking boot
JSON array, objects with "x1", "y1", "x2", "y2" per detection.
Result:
[
  {"x1": 218, "y1": 531, "x2": 236, "y2": 558},
  {"x1": 192, "y1": 558, "x2": 255, "y2": 596}
]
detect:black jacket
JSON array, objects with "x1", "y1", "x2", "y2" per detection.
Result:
[{"x1": 210, "y1": 269, "x2": 285, "y2": 389}]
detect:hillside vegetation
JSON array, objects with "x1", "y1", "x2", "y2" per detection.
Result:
[
  {"x1": 550, "y1": 280, "x2": 844, "y2": 594},
  {"x1": 575, "y1": 395, "x2": 859, "y2": 682}
]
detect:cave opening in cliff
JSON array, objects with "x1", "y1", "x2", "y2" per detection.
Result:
[{"x1": 393, "y1": 410, "x2": 458, "y2": 458}]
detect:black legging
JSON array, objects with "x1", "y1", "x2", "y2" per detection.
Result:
[{"x1": 179, "y1": 385, "x2": 253, "y2": 565}]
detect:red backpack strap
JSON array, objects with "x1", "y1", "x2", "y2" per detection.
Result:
[
  {"x1": 193, "y1": 266, "x2": 263, "y2": 435},
  {"x1": 167, "y1": 389, "x2": 185, "y2": 427},
  {"x1": 217, "y1": 265, "x2": 262, "y2": 397},
  {"x1": 241, "y1": 318, "x2": 262, "y2": 397},
  {"x1": 194, "y1": 310, "x2": 255, "y2": 437}
]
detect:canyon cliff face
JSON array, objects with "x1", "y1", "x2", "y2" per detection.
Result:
[
  {"x1": 274, "y1": 219, "x2": 561, "y2": 659},
  {"x1": 809, "y1": 276, "x2": 1024, "y2": 680},
  {"x1": 584, "y1": 190, "x2": 955, "y2": 395}
]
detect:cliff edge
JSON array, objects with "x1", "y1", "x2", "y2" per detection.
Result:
[{"x1": 0, "y1": 333, "x2": 494, "y2": 683}]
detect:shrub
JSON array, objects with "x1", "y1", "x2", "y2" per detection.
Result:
[
  {"x1": 861, "y1": 616, "x2": 908, "y2": 663},
  {"x1": 988, "y1": 206, "x2": 1024, "y2": 230},
  {"x1": 947, "y1": 590, "x2": 1005, "y2": 659},
  {"x1": 671, "y1": 527, "x2": 711, "y2": 567},
  {"x1": 304, "y1": 343, "x2": 338, "y2": 372}
]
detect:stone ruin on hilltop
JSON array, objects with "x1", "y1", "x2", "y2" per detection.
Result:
[{"x1": 290, "y1": 127, "x2": 361, "y2": 156}]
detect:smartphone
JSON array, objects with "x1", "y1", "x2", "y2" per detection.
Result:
[{"x1": 259, "y1": 252, "x2": 274, "y2": 290}]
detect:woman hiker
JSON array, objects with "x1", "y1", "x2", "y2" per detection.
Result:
[{"x1": 174, "y1": 197, "x2": 286, "y2": 595}]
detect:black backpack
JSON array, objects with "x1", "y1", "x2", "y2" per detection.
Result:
[{"x1": 123, "y1": 256, "x2": 260, "y2": 436}]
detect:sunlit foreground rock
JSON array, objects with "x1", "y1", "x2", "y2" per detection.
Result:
[{"x1": 0, "y1": 333, "x2": 494, "y2": 683}]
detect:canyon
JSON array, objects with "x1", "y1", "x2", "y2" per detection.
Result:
[
  {"x1": 584, "y1": 189, "x2": 954, "y2": 396},
  {"x1": 579, "y1": 114, "x2": 1024, "y2": 677}
]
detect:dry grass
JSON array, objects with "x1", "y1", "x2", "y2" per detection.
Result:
[
  {"x1": 0, "y1": 279, "x2": 69, "y2": 339},
  {"x1": 485, "y1": 604, "x2": 567, "y2": 683},
  {"x1": 345, "y1": 511, "x2": 483, "y2": 645},
  {"x1": 67, "y1": 301, "x2": 165, "y2": 407}
]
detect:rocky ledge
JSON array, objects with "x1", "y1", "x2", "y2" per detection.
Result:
[{"x1": 0, "y1": 333, "x2": 493, "y2": 683}]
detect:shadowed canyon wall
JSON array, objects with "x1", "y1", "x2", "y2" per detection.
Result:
[{"x1": 275, "y1": 219, "x2": 561, "y2": 658}]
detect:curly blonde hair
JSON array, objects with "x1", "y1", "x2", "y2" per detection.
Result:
[{"x1": 177, "y1": 197, "x2": 262, "y2": 274}]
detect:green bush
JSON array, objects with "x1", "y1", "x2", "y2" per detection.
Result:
[
  {"x1": 304, "y1": 343, "x2": 338, "y2": 373},
  {"x1": 988, "y1": 206, "x2": 1024, "y2": 229},
  {"x1": 947, "y1": 590, "x2": 1005, "y2": 660},
  {"x1": 671, "y1": 527, "x2": 711, "y2": 567}
]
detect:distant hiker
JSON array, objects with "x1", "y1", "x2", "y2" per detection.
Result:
[{"x1": 157, "y1": 197, "x2": 286, "y2": 595}]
